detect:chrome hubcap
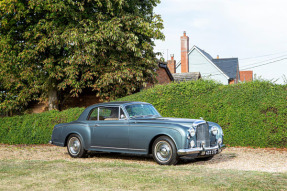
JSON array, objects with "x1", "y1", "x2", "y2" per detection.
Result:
[
  {"x1": 155, "y1": 141, "x2": 172, "y2": 162},
  {"x1": 68, "y1": 137, "x2": 81, "y2": 155}
]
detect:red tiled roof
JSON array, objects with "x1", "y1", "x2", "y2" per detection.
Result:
[{"x1": 240, "y1": 71, "x2": 253, "y2": 82}]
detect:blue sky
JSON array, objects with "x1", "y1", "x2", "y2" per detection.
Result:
[{"x1": 154, "y1": 0, "x2": 287, "y2": 84}]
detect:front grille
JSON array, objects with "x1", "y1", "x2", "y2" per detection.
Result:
[{"x1": 196, "y1": 123, "x2": 210, "y2": 147}]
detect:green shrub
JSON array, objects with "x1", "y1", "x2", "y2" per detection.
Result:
[
  {"x1": 0, "y1": 80, "x2": 286, "y2": 148},
  {"x1": 0, "y1": 107, "x2": 85, "y2": 144},
  {"x1": 117, "y1": 80, "x2": 287, "y2": 148}
]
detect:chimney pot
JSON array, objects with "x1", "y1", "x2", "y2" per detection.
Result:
[
  {"x1": 217, "y1": 55, "x2": 219, "y2": 59},
  {"x1": 167, "y1": 55, "x2": 176, "y2": 74}
]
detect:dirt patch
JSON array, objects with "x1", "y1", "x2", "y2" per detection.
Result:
[
  {"x1": 195, "y1": 147, "x2": 287, "y2": 173},
  {"x1": 0, "y1": 144, "x2": 286, "y2": 173}
]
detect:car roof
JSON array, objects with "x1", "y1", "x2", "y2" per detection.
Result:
[
  {"x1": 88, "y1": 101, "x2": 149, "y2": 107},
  {"x1": 77, "y1": 101, "x2": 151, "y2": 121}
]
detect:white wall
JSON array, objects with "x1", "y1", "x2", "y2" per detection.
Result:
[{"x1": 188, "y1": 48, "x2": 229, "y2": 85}]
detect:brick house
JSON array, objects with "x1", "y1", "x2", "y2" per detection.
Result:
[
  {"x1": 146, "y1": 62, "x2": 174, "y2": 88},
  {"x1": 240, "y1": 71, "x2": 253, "y2": 82},
  {"x1": 155, "y1": 62, "x2": 174, "y2": 84},
  {"x1": 167, "y1": 32, "x2": 253, "y2": 85}
]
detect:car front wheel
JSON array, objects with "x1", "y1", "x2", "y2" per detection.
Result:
[
  {"x1": 67, "y1": 134, "x2": 87, "y2": 158},
  {"x1": 152, "y1": 136, "x2": 178, "y2": 165}
]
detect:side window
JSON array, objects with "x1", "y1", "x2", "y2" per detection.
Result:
[
  {"x1": 99, "y1": 107, "x2": 119, "y2": 121},
  {"x1": 88, "y1": 107, "x2": 98, "y2": 120}
]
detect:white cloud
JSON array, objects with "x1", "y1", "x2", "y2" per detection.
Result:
[{"x1": 190, "y1": 18, "x2": 210, "y2": 29}]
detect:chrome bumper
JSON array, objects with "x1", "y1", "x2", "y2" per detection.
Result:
[{"x1": 177, "y1": 144, "x2": 226, "y2": 156}]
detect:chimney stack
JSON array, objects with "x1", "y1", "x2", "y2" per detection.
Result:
[
  {"x1": 217, "y1": 55, "x2": 219, "y2": 59},
  {"x1": 167, "y1": 54, "x2": 176, "y2": 73},
  {"x1": 181, "y1": 31, "x2": 189, "y2": 73}
]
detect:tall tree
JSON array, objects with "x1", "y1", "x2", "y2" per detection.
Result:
[{"x1": 0, "y1": 0, "x2": 164, "y2": 111}]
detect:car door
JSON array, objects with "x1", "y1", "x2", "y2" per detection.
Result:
[{"x1": 87, "y1": 106, "x2": 129, "y2": 150}]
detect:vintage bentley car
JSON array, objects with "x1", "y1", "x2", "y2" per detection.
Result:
[{"x1": 50, "y1": 102, "x2": 225, "y2": 165}]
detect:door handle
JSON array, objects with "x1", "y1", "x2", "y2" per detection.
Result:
[{"x1": 93, "y1": 124, "x2": 99, "y2": 127}]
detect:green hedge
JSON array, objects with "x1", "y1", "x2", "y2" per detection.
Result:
[
  {"x1": 0, "y1": 107, "x2": 84, "y2": 144},
  {"x1": 0, "y1": 80, "x2": 286, "y2": 147},
  {"x1": 118, "y1": 80, "x2": 287, "y2": 148}
]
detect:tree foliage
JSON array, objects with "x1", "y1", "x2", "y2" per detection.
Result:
[{"x1": 0, "y1": 0, "x2": 164, "y2": 111}]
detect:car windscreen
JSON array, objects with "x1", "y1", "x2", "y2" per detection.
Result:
[{"x1": 125, "y1": 104, "x2": 161, "y2": 118}]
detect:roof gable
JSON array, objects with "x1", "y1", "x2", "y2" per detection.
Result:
[
  {"x1": 176, "y1": 46, "x2": 214, "y2": 68},
  {"x1": 191, "y1": 47, "x2": 229, "y2": 79},
  {"x1": 176, "y1": 45, "x2": 239, "y2": 80}
]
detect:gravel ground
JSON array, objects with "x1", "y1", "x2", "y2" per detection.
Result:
[{"x1": 0, "y1": 144, "x2": 286, "y2": 173}]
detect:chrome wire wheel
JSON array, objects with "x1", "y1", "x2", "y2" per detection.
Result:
[
  {"x1": 68, "y1": 137, "x2": 81, "y2": 156},
  {"x1": 155, "y1": 140, "x2": 172, "y2": 162},
  {"x1": 152, "y1": 136, "x2": 178, "y2": 165},
  {"x1": 67, "y1": 134, "x2": 87, "y2": 158}
]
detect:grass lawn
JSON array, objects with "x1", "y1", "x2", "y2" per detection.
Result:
[{"x1": 0, "y1": 159, "x2": 286, "y2": 191}]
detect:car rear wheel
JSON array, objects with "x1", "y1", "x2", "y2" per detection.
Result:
[
  {"x1": 152, "y1": 136, "x2": 178, "y2": 165},
  {"x1": 67, "y1": 134, "x2": 87, "y2": 158}
]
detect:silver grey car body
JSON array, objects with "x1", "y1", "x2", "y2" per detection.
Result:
[{"x1": 50, "y1": 101, "x2": 225, "y2": 165}]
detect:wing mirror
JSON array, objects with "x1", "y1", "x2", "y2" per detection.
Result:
[{"x1": 120, "y1": 114, "x2": 127, "y2": 120}]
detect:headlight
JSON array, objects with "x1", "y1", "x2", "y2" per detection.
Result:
[
  {"x1": 211, "y1": 126, "x2": 218, "y2": 135},
  {"x1": 188, "y1": 128, "x2": 196, "y2": 137}
]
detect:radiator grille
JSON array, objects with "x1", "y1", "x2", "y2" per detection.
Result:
[{"x1": 196, "y1": 123, "x2": 210, "y2": 147}]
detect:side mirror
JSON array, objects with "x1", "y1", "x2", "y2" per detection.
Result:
[{"x1": 120, "y1": 114, "x2": 126, "y2": 120}]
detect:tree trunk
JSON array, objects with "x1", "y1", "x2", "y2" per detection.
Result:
[{"x1": 48, "y1": 87, "x2": 59, "y2": 111}]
